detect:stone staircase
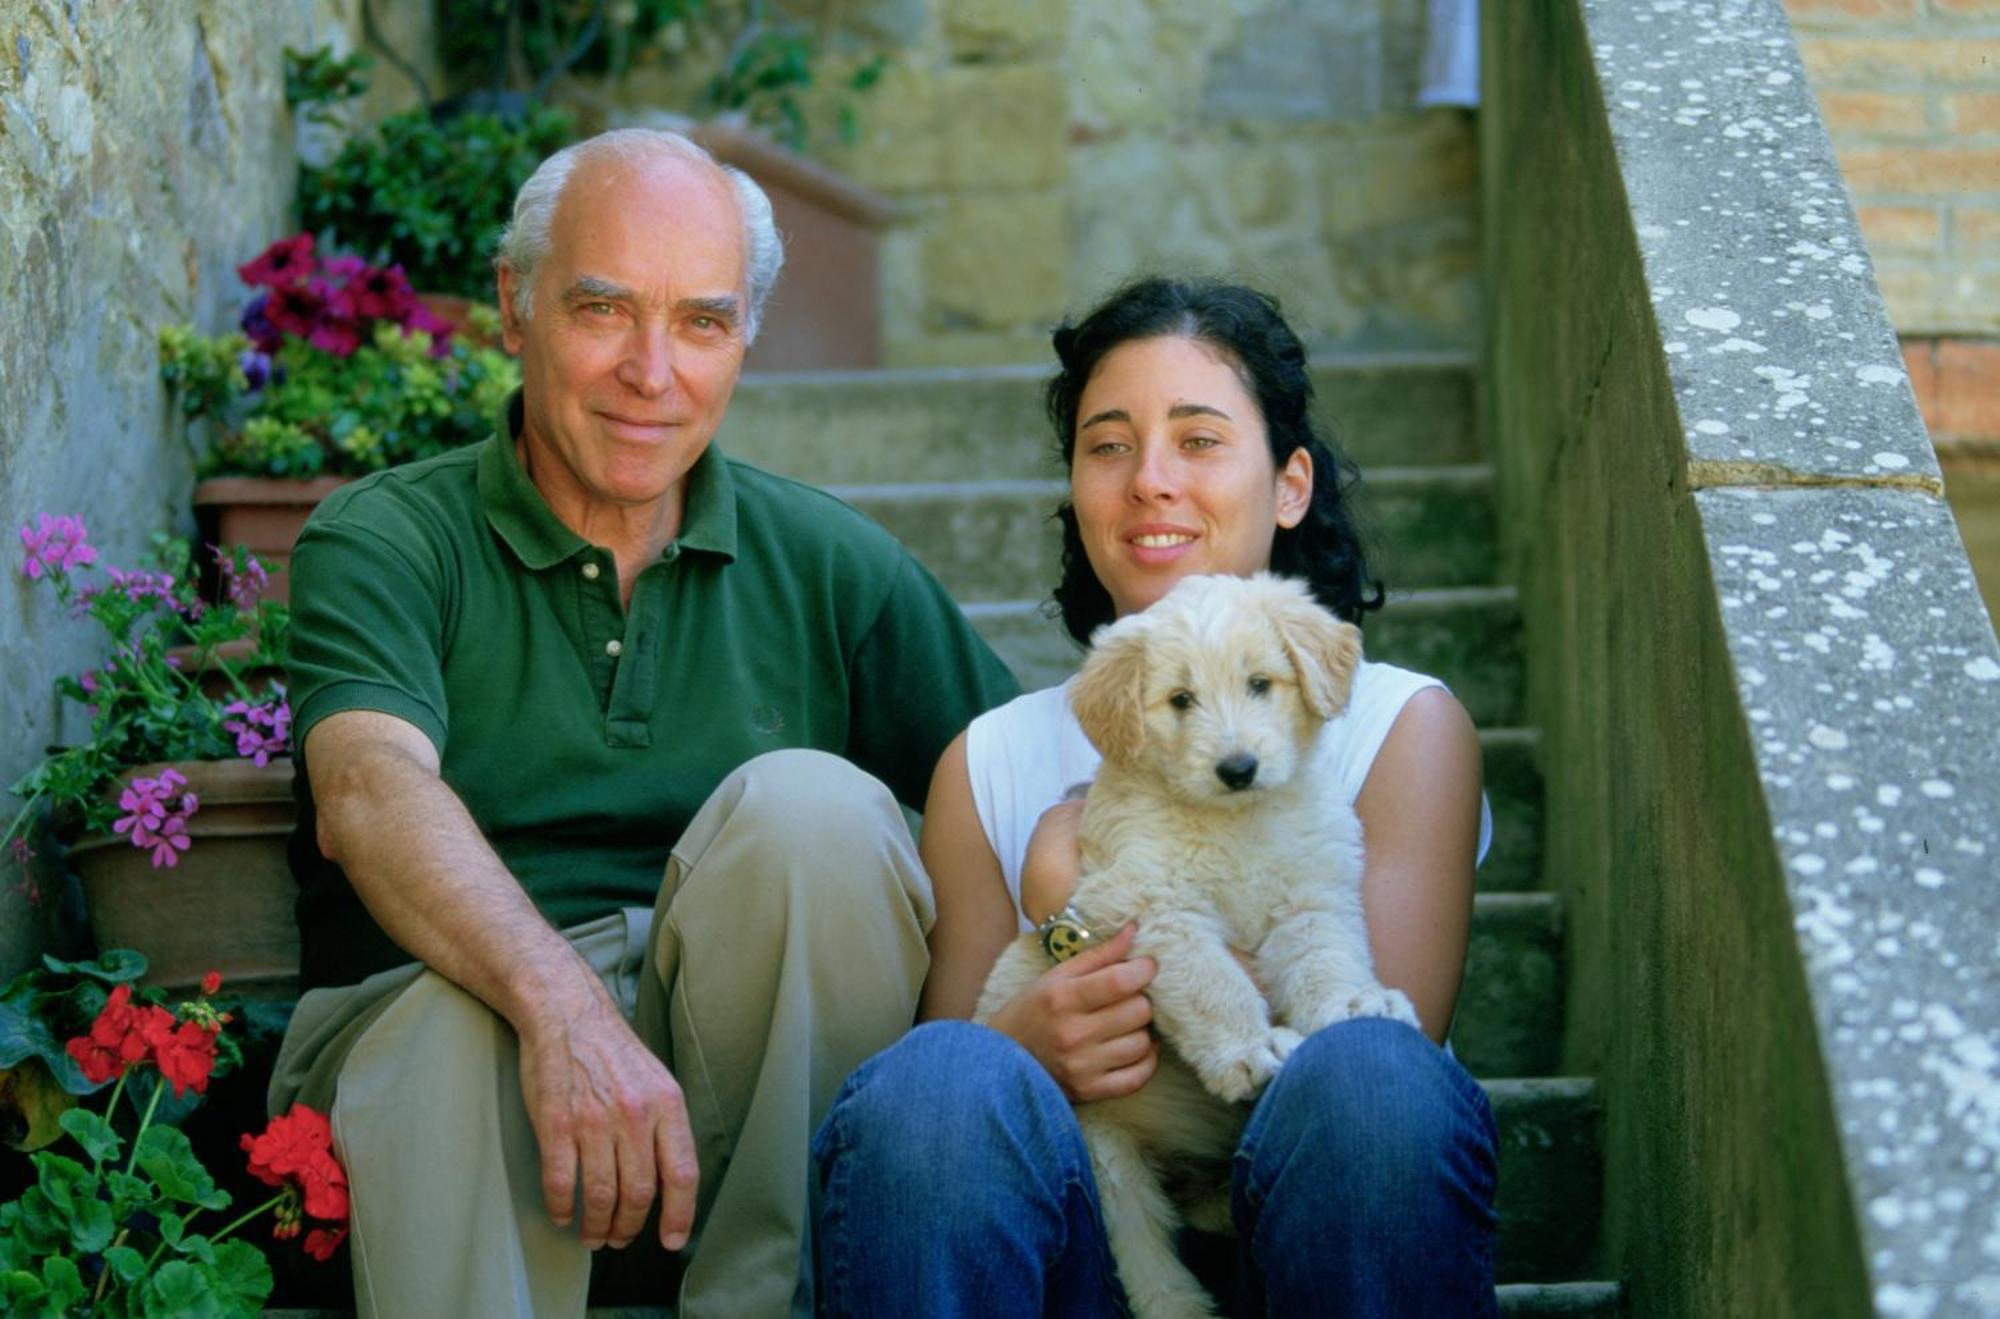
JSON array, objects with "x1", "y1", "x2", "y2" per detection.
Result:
[
  {"x1": 273, "y1": 351, "x2": 1622, "y2": 1315},
  {"x1": 716, "y1": 351, "x2": 1622, "y2": 1315}
]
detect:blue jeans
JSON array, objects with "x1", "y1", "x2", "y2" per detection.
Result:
[{"x1": 812, "y1": 1017, "x2": 1500, "y2": 1318}]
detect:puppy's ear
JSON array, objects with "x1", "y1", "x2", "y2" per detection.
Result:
[
  {"x1": 1271, "y1": 592, "x2": 1362, "y2": 722},
  {"x1": 1070, "y1": 620, "x2": 1153, "y2": 765}
]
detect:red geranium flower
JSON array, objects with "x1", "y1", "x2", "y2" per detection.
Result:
[
  {"x1": 64, "y1": 984, "x2": 175, "y2": 1085},
  {"x1": 151, "y1": 1017, "x2": 220, "y2": 1098},
  {"x1": 243, "y1": 1103, "x2": 350, "y2": 1260},
  {"x1": 201, "y1": 970, "x2": 223, "y2": 996},
  {"x1": 237, "y1": 234, "x2": 317, "y2": 290},
  {"x1": 303, "y1": 1225, "x2": 348, "y2": 1261}
]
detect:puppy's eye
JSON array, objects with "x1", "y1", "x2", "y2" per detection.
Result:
[
  {"x1": 1247, "y1": 675, "x2": 1272, "y2": 697},
  {"x1": 1168, "y1": 690, "x2": 1196, "y2": 712}
]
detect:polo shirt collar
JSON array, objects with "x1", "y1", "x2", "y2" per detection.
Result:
[{"x1": 478, "y1": 390, "x2": 739, "y2": 569}]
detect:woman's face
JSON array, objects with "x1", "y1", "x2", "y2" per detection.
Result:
[{"x1": 1069, "y1": 335, "x2": 1312, "y2": 619}]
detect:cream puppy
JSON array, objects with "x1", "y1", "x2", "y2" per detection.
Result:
[{"x1": 976, "y1": 572, "x2": 1418, "y2": 1319}]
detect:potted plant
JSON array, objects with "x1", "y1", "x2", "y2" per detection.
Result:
[
  {"x1": 4, "y1": 518, "x2": 299, "y2": 998},
  {"x1": 160, "y1": 234, "x2": 521, "y2": 603},
  {"x1": 0, "y1": 952, "x2": 348, "y2": 1313}
]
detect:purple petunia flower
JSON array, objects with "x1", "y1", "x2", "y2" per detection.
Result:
[
  {"x1": 113, "y1": 769, "x2": 199, "y2": 869},
  {"x1": 239, "y1": 348, "x2": 273, "y2": 392},
  {"x1": 240, "y1": 293, "x2": 282, "y2": 354}
]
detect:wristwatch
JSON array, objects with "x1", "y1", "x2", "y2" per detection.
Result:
[{"x1": 1037, "y1": 904, "x2": 1104, "y2": 963}]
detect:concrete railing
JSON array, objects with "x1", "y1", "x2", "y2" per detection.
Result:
[{"x1": 1485, "y1": 2, "x2": 2000, "y2": 1315}]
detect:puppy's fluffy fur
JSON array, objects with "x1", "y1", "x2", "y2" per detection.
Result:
[{"x1": 975, "y1": 573, "x2": 1417, "y2": 1318}]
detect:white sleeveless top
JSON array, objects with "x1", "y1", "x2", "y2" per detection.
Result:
[{"x1": 966, "y1": 660, "x2": 1494, "y2": 932}]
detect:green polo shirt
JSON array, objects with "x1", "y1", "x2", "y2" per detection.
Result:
[{"x1": 284, "y1": 402, "x2": 1019, "y2": 990}]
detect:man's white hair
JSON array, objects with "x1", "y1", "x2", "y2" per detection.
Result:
[{"x1": 494, "y1": 127, "x2": 785, "y2": 342}]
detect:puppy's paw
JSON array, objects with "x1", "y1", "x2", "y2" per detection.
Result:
[
  {"x1": 1344, "y1": 985, "x2": 1421, "y2": 1029},
  {"x1": 1201, "y1": 1026, "x2": 1303, "y2": 1103}
]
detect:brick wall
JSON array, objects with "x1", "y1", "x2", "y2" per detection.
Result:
[{"x1": 1785, "y1": 0, "x2": 2000, "y2": 623}]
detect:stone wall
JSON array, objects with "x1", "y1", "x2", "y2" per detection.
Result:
[
  {"x1": 1488, "y1": 1, "x2": 2000, "y2": 1314},
  {"x1": 592, "y1": 0, "x2": 1480, "y2": 367},
  {"x1": 0, "y1": 0, "x2": 437, "y2": 978}
]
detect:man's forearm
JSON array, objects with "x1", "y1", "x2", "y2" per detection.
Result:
[{"x1": 313, "y1": 741, "x2": 610, "y2": 1031}]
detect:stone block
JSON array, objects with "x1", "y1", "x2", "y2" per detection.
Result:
[
  {"x1": 1956, "y1": 205, "x2": 2000, "y2": 255},
  {"x1": 921, "y1": 191, "x2": 1067, "y2": 329},
  {"x1": 939, "y1": 63, "x2": 1067, "y2": 190},
  {"x1": 1319, "y1": 111, "x2": 1478, "y2": 235},
  {"x1": 1782, "y1": 0, "x2": 1922, "y2": 20},
  {"x1": 1904, "y1": 336, "x2": 2000, "y2": 442},
  {"x1": 1068, "y1": 0, "x2": 1208, "y2": 134},
  {"x1": 943, "y1": 0, "x2": 1066, "y2": 60},
  {"x1": 884, "y1": 328, "x2": 1053, "y2": 367},
  {"x1": 1834, "y1": 144, "x2": 2000, "y2": 196},
  {"x1": 1797, "y1": 36, "x2": 2000, "y2": 86},
  {"x1": 1942, "y1": 92, "x2": 2000, "y2": 132},
  {"x1": 816, "y1": 59, "x2": 947, "y2": 194}
]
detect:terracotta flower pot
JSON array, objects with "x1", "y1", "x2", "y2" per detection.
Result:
[
  {"x1": 193, "y1": 476, "x2": 352, "y2": 607},
  {"x1": 69, "y1": 758, "x2": 300, "y2": 999}
]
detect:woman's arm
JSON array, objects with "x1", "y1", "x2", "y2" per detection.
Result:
[
  {"x1": 917, "y1": 733, "x2": 1160, "y2": 1101},
  {"x1": 915, "y1": 732, "x2": 1021, "y2": 1022},
  {"x1": 1353, "y1": 686, "x2": 1484, "y2": 1044}
]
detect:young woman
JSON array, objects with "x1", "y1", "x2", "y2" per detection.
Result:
[{"x1": 812, "y1": 279, "x2": 1500, "y2": 1317}]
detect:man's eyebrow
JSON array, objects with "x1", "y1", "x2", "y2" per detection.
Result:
[
  {"x1": 678, "y1": 294, "x2": 742, "y2": 320},
  {"x1": 564, "y1": 275, "x2": 634, "y2": 302}
]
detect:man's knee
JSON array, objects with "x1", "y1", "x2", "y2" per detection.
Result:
[{"x1": 679, "y1": 748, "x2": 917, "y2": 913}]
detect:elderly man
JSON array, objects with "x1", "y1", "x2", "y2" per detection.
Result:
[{"x1": 269, "y1": 127, "x2": 1017, "y2": 1316}]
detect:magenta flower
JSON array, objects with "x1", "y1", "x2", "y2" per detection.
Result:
[
  {"x1": 19, "y1": 514, "x2": 97, "y2": 580},
  {"x1": 237, "y1": 233, "x2": 317, "y2": 290},
  {"x1": 113, "y1": 769, "x2": 200, "y2": 868},
  {"x1": 349, "y1": 263, "x2": 415, "y2": 321},
  {"x1": 265, "y1": 281, "x2": 329, "y2": 340},
  {"x1": 223, "y1": 696, "x2": 292, "y2": 767},
  {"x1": 214, "y1": 546, "x2": 270, "y2": 609}
]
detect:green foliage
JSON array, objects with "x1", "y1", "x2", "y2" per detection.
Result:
[
  {"x1": 297, "y1": 105, "x2": 574, "y2": 300},
  {"x1": 283, "y1": 45, "x2": 373, "y2": 127},
  {"x1": 166, "y1": 319, "x2": 521, "y2": 482}
]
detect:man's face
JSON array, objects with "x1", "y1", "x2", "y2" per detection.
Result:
[{"x1": 499, "y1": 153, "x2": 749, "y2": 521}]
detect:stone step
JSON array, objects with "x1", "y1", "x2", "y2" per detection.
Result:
[
  {"x1": 830, "y1": 464, "x2": 1499, "y2": 605},
  {"x1": 280, "y1": 1280, "x2": 1626, "y2": 1319},
  {"x1": 1480, "y1": 728, "x2": 1546, "y2": 894},
  {"x1": 1489, "y1": 1078, "x2": 1604, "y2": 1284},
  {"x1": 965, "y1": 585, "x2": 1523, "y2": 726},
  {"x1": 1454, "y1": 893, "x2": 1565, "y2": 1079},
  {"x1": 1498, "y1": 1281, "x2": 1626, "y2": 1316},
  {"x1": 718, "y1": 352, "x2": 1480, "y2": 486},
  {"x1": 266, "y1": 1078, "x2": 1598, "y2": 1311}
]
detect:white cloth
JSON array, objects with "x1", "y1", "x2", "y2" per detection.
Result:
[
  {"x1": 966, "y1": 660, "x2": 1494, "y2": 932},
  {"x1": 1418, "y1": 0, "x2": 1480, "y2": 108}
]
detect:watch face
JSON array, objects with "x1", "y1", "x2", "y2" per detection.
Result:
[{"x1": 1041, "y1": 914, "x2": 1098, "y2": 963}]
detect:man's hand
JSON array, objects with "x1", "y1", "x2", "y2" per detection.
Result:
[
  {"x1": 517, "y1": 992, "x2": 699, "y2": 1252},
  {"x1": 987, "y1": 924, "x2": 1159, "y2": 1103}
]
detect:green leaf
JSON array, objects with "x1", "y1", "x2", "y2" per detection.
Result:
[
  {"x1": 143, "y1": 1260, "x2": 224, "y2": 1318},
  {"x1": 57, "y1": 1106, "x2": 121, "y2": 1163},
  {"x1": 0, "y1": 1268, "x2": 47, "y2": 1301},
  {"x1": 34, "y1": 1151, "x2": 90, "y2": 1217},
  {"x1": 106, "y1": 1169, "x2": 156, "y2": 1222},
  {"x1": 208, "y1": 1239, "x2": 272, "y2": 1317},
  {"x1": 135, "y1": 1126, "x2": 231, "y2": 1211},
  {"x1": 41, "y1": 1254, "x2": 85, "y2": 1309},
  {"x1": 157, "y1": 1210, "x2": 185, "y2": 1247},
  {"x1": 40, "y1": 949, "x2": 148, "y2": 984},
  {"x1": 68, "y1": 1196, "x2": 114, "y2": 1254},
  {"x1": 175, "y1": 1232, "x2": 217, "y2": 1266},
  {"x1": 1, "y1": 1058, "x2": 79, "y2": 1149},
  {"x1": 104, "y1": 1243, "x2": 148, "y2": 1284}
]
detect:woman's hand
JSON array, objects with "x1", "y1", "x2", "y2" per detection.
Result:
[{"x1": 986, "y1": 924, "x2": 1159, "y2": 1103}]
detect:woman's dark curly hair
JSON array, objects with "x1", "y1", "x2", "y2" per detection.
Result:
[{"x1": 1046, "y1": 277, "x2": 1385, "y2": 646}]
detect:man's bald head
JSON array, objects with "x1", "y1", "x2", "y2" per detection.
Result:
[{"x1": 495, "y1": 128, "x2": 784, "y2": 341}]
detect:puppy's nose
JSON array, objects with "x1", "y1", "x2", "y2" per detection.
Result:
[{"x1": 1215, "y1": 753, "x2": 1259, "y2": 791}]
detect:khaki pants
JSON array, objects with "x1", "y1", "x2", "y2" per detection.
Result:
[{"x1": 269, "y1": 749, "x2": 933, "y2": 1318}]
